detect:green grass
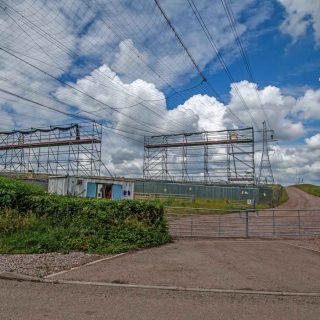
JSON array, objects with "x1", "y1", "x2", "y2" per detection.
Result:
[
  {"x1": 294, "y1": 184, "x2": 320, "y2": 197},
  {"x1": 155, "y1": 186, "x2": 288, "y2": 211},
  {"x1": 162, "y1": 197, "x2": 263, "y2": 211}
]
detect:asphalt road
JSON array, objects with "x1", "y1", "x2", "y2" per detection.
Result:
[{"x1": 1, "y1": 279, "x2": 320, "y2": 320}]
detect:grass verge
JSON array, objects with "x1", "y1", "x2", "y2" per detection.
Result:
[{"x1": 294, "y1": 184, "x2": 320, "y2": 197}]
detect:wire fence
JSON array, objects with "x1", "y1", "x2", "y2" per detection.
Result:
[
  {"x1": 134, "y1": 192, "x2": 194, "y2": 202},
  {"x1": 166, "y1": 207, "x2": 320, "y2": 238}
]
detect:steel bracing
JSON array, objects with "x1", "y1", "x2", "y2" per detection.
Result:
[
  {"x1": 143, "y1": 127, "x2": 255, "y2": 184},
  {"x1": 258, "y1": 121, "x2": 274, "y2": 184},
  {"x1": 0, "y1": 122, "x2": 102, "y2": 176}
]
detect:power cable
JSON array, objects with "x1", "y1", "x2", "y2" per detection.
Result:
[
  {"x1": 220, "y1": 0, "x2": 271, "y2": 129},
  {"x1": 0, "y1": 86, "x2": 145, "y2": 144},
  {"x1": 0, "y1": 1, "x2": 197, "y2": 132},
  {"x1": 186, "y1": 0, "x2": 259, "y2": 129},
  {"x1": 0, "y1": 46, "x2": 178, "y2": 136}
]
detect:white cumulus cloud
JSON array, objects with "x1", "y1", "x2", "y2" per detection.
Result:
[
  {"x1": 278, "y1": 0, "x2": 320, "y2": 44},
  {"x1": 305, "y1": 133, "x2": 320, "y2": 150}
]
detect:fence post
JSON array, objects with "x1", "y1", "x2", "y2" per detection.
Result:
[
  {"x1": 245, "y1": 211, "x2": 249, "y2": 237},
  {"x1": 191, "y1": 215, "x2": 193, "y2": 236},
  {"x1": 298, "y1": 210, "x2": 301, "y2": 237},
  {"x1": 218, "y1": 214, "x2": 221, "y2": 237},
  {"x1": 272, "y1": 210, "x2": 275, "y2": 237}
]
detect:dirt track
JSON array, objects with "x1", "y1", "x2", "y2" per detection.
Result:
[{"x1": 276, "y1": 187, "x2": 320, "y2": 209}]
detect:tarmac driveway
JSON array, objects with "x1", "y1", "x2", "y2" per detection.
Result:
[{"x1": 49, "y1": 239, "x2": 320, "y2": 293}]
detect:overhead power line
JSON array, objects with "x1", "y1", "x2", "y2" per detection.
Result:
[
  {"x1": 220, "y1": 0, "x2": 271, "y2": 129},
  {"x1": 153, "y1": 0, "x2": 206, "y2": 82},
  {"x1": 0, "y1": 86, "x2": 145, "y2": 144},
  {"x1": 152, "y1": 0, "x2": 248, "y2": 127},
  {"x1": 0, "y1": 1, "x2": 198, "y2": 132},
  {"x1": 186, "y1": 0, "x2": 259, "y2": 129},
  {"x1": 0, "y1": 46, "x2": 178, "y2": 136}
]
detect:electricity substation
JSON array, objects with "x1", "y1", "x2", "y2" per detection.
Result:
[
  {"x1": 143, "y1": 127, "x2": 255, "y2": 184},
  {"x1": 0, "y1": 121, "x2": 275, "y2": 204},
  {"x1": 0, "y1": 122, "x2": 102, "y2": 176}
]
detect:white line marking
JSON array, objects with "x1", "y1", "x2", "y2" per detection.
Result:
[{"x1": 45, "y1": 252, "x2": 127, "y2": 279}]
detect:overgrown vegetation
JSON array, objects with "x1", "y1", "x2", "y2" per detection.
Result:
[
  {"x1": 0, "y1": 177, "x2": 170, "y2": 254},
  {"x1": 271, "y1": 184, "x2": 289, "y2": 206},
  {"x1": 294, "y1": 184, "x2": 320, "y2": 197}
]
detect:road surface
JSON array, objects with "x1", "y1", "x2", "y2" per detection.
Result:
[{"x1": 1, "y1": 277, "x2": 320, "y2": 320}]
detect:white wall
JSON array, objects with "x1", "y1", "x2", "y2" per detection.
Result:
[{"x1": 48, "y1": 177, "x2": 134, "y2": 200}]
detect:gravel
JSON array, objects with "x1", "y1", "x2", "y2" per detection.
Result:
[{"x1": 0, "y1": 252, "x2": 106, "y2": 278}]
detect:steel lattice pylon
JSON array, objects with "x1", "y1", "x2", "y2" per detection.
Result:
[
  {"x1": 0, "y1": 122, "x2": 102, "y2": 176},
  {"x1": 143, "y1": 128, "x2": 255, "y2": 184},
  {"x1": 258, "y1": 121, "x2": 274, "y2": 184}
]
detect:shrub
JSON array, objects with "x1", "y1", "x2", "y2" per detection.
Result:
[
  {"x1": 0, "y1": 176, "x2": 45, "y2": 212},
  {"x1": 0, "y1": 208, "x2": 37, "y2": 234},
  {"x1": 0, "y1": 177, "x2": 170, "y2": 254}
]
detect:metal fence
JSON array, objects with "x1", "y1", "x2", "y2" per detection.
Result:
[
  {"x1": 166, "y1": 207, "x2": 320, "y2": 238},
  {"x1": 134, "y1": 180, "x2": 273, "y2": 203},
  {"x1": 134, "y1": 192, "x2": 194, "y2": 202}
]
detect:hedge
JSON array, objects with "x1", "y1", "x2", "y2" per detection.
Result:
[
  {"x1": 0, "y1": 177, "x2": 170, "y2": 254},
  {"x1": 0, "y1": 176, "x2": 45, "y2": 211}
]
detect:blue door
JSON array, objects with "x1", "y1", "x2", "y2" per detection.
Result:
[
  {"x1": 86, "y1": 182, "x2": 97, "y2": 198},
  {"x1": 112, "y1": 184, "x2": 123, "y2": 200}
]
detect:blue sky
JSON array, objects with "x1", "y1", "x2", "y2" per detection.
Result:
[
  {"x1": 167, "y1": 0, "x2": 320, "y2": 107},
  {"x1": 0, "y1": 0, "x2": 319, "y2": 184}
]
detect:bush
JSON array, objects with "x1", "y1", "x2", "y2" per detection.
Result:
[
  {"x1": 271, "y1": 185, "x2": 288, "y2": 207},
  {"x1": 0, "y1": 208, "x2": 37, "y2": 234},
  {"x1": 0, "y1": 177, "x2": 170, "y2": 254},
  {"x1": 0, "y1": 176, "x2": 45, "y2": 212}
]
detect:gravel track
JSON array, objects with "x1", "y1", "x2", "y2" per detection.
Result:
[{"x1": 277, "y1": 186, "x2": 320, "y2": 209}]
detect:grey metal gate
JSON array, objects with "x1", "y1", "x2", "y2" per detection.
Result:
[{"x1": 167, "y1": 207, "x2": 320, "y2": 238}]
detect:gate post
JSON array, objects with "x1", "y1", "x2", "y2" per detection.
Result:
[
  {"x1": 272, "y1": 210, "x2": 275, "y2": 236},
  {"x1": 245, "y1": 211, "x2": 249, "y2": 237},
  {"x1": 298, "y1": 210, "x2": 301, "y2": 237}
]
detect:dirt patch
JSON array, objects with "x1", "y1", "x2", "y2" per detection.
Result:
[{"x1": 0, "y1": 252, "x2": 106, "y2": 278}]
